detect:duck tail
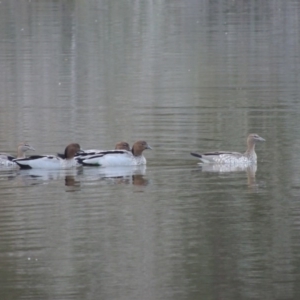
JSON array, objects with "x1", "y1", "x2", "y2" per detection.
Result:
[{"x1": 190, "y1": 152, "x2": 202, "y2": 158}]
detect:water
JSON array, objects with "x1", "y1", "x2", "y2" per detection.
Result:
[{"x1": 1, "y1": 0, "x2": 300, "y2": 299}]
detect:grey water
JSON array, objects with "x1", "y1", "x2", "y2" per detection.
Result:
[{"x1": 1, "y1": 0, "x2": 300, "y2": 299}]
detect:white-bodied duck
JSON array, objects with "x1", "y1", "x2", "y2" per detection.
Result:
[
  {"x1": 0, "y1": 142, "x2": 35, "y2": 167},
  {"x1": 14, "y1": 143, "x2": 83, "y2": 169},
  {"x1": 77, "y1": 140, "x2": 152, "y2": 167},
  {"x1": 190, "y1": 133, "x2": 265, "y2": 164}
]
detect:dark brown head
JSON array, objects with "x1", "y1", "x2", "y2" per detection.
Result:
[
  {"x1": 115, "y1": 141, "x2": 131, "y2": 151},
  {"x1": 64, "y1": 143, "x2": 82, "y2": 159},
  {"x1": 131, "y1": 140, "x2": 152, "y2": 156}
]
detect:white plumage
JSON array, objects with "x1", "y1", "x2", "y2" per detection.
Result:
[
  {"x1": 14, "y1": 143, "x2": 82, "y2": 170},
  {"x1": 78, "y1": 140, "x2": 151, "y2": 167},
  {"x1": 191, "y1": 134, "x2": 265, "y2": 165},
  {"x1": 0, "y1": 143, "x2": 35, "y2": 167}
]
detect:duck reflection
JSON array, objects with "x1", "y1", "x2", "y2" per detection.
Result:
[
  {"x1": 83, "y1": 165, "x2": 148, "y2": 186},
  {"x1": 16, "y1": 168, "x2": 82, "y2": 188},
  {"x1": 65, "y1": 175, "x2": 81, "y2": 191},
  {"x1": 198, "y1": 164, "x2": 257, "y2": 187},
  {"x1": 13, "y1": 165, "x2": 148, "y2": 187},
  {"x1": 132, "y1": 174, "x2": 148, "y2": 186}
]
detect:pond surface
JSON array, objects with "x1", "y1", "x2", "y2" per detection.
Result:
[{"x1": 1, "y1": 1, "x2": 300, "y2": 299}]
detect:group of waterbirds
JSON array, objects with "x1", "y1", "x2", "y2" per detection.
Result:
[
  {"x1": 0, "y1": 140, "x2": 152, "y2": 169},
  {"x1": 0, "y1": 134, "x2": 265, "y2": 170}
]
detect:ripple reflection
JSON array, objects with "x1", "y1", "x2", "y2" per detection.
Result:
[{"x1": 82, "y1": 165, "x2": 149, "y2": 186}]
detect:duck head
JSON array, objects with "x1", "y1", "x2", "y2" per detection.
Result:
[
  {"x1": 64, "y1": 143, "x2": 82, "y2": 159},
  {"x1": 17, "y1": 142, "x2": 35, "y2": 158},
  {"x1": 132, "y1": 140, "x2": 152, "y2": 156},
  {"x1": 115, "y1": 141, "x2": 131, "y2": 151},
  {"x1": 247, "y1": 133, "x2": 265, "y2": 145}
]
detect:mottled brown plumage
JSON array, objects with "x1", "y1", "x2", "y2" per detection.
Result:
[{"x1": 191, "y1": 134, "x2": 265, "y2": 164}]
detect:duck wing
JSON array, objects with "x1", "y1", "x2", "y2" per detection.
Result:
[
  {"x1": 14, "y1": 155, "x2": 61, "y2": 169},
  {"x1": 191, "y1": 151, "x2": 243, "y2": 163},
  {"x1": 78, "y1": 150, "x2": 132, "y2": 167},
  {"x1": 0, "y1": 153, "x2": 15, "y2": 162}
]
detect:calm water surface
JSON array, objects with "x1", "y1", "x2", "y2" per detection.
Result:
[{"x1": 1, "y1": 0, "x2": 300, "y2": 299}]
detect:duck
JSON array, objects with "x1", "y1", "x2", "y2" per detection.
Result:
[
  {"x1": 14, "y1": 143, "x2": 83, "y2": 169},
  {"x1": 77, "y1": 140, "x2": 152, "y2": 167},
  {"x1": 190, "y1": 133, "x2": 265, "y2": 164},
  {"x1": 0, "y1": 142, "x2": 35, "y2": 167}
]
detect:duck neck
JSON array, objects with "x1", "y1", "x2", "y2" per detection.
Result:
[
  {"x1": 65, "y1": 152, "x2": 75, "y2": 160},
  {"x1": 131, "y1": 148, "x2": 137, "y2": 156},
  {"x1": 64, "y1": 144, "x2": 81, "y2": 160},
  {"x1": 64, "y1": 149, "x2": 75, "y2": 160},
  {"x1": 131, "y1": 146, "x2": 142, "y2": 157},
  {"x1": 64, "y1": 148, "x2": 70, "y2": 160},
  {"x1": 244, "y1": 141, "x2": 256, "y2": 160},
  {"x1": 17, "y1": 147, "x2": 26, "y2": 159}
]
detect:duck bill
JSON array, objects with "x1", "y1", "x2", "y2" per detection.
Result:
[
  {"x1": 258, "y1": 137, "x2": 266, "y2": 142},
  {"x1": 146, "y1": 144, "x2": 152, "y2": 150}
]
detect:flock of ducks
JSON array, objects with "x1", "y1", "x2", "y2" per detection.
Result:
[
  {"x1": 0, "y1": 140, "x2": 152, "y2": 169},
  {"x1": 0, "y1": 134, "x2": 265, "y2": 170}
]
